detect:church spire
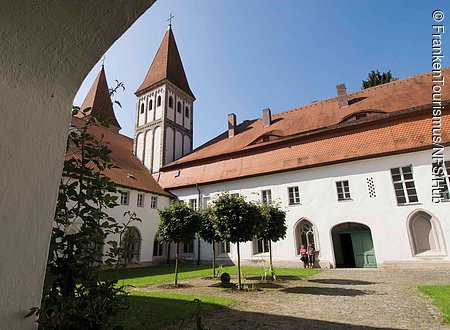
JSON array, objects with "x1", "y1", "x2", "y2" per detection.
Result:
[
  {"x1": 76, "y1": 66, "x2": 121, "y2": 132},
  {"x1": 135, "y1": 25, "x2": 195, "y2": 99}
]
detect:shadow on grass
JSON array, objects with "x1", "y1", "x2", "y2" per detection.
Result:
[
  {"x1": 308, "y1": 279, "x2": 378, "y2": 286},
  {"x1": 102, "y1": 265, "x2": 211, "y2": 281},
  {"x1": 122, "y1": 294, "x2": 230, "y2": 329},
  {"x1": 281, "y1": 286, "x2": 372, "y2": 296},
  {"x1": 203, "y1": 309, "x2": 399, "y2": 329}
]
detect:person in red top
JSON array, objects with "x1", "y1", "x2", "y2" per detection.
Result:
[{"x1": 299, "y1": 245, "x2": 308, "y2": 268}]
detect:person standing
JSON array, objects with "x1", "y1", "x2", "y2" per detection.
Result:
[
  {"x1": 307, "y1": 243, "x2": 316, "y2": 268},
  {"x1": 299, "y1": 245, "x2": 308, "y2": 268}
]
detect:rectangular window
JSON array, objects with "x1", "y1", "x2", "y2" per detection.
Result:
[
  {"x1": 183, "y1": 240, "x2": 194, "y2": 254},
  {"x1": 218, "y1": 241, "x2": 231, "y2": 254},
  {"x1": 150, "y1": 196, "x2": 158, "y2": 209},
  {"x1": 189, "y1": 198, "x2": 197, "y2": 210},
  {"x1": 120, "y1": 191, "x2": 130, "y2": 205},
  {"x1": 137, "y1": 193, "x2": 144, "y2": 207},
  {"x1": 256, "y1": 239, "x2": 270, "y2": 254},
  {"x1": 230, "y1": 193, "x2": 240, "y2": 198},
  {"x1": 440, "y1": 161, "x2": 450, "y2": 200},
  {"x1": 287, "y1": 186, "x2": 300, "y2": 205},
  {"x1": 336, "y1": 180, "x2": 351, "y2": 201},
  {"x1": 391, "y1": 165, "x2": 419, "y2": 204},
  {"x1": 261, "y1": 189, "x2": 272, "y2": 204}
]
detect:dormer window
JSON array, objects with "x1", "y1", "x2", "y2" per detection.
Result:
[
  {"x1": 169, "y1": 96, "x2": 173, "y2": 108},
  {"x1": 157, "y1": 96, "x2": 161, "y2": 107},
  {"x1": 177, "y1": 101, "x2": 182, "y2": 113}
]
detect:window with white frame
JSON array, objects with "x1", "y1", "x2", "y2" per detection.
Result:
[
  {"x1": 120, "y1": 191, "x2": 130, "y2": 205},
  {"x1": 218, "y1": 241, "x2": 231, "y2": 254},
  {"x1": 137, "y1": 193, "x2": 144, "y2": 207},
  {"x1": 261, "y1": 189, "x2": 272, "y2": 204},
  {"x1": 255, "y1": 239, "x2": 270, "y2": 254},
  {"x1": 336, "y1": 180, "x2": 351, "y2": 201},
  {"x1": 189, "y1": 198, "x2": 197, "y2": 210},
  {"x1": 440, "y1": 161, "x2": 450, "y2": 200},
  {"x1": 150, "y1": 196, "x2": 158, "y2": 209},
  {"x1": 288, "y1": 186, "x2": 300, "y2": 205},
  {"x1": 183, "y1": 240, "x2": 194, "y2": 254},
  {"x1": 391, "y1": 165, "x2": 419, "y2": 204}
]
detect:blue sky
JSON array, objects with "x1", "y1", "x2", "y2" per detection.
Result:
[{"x1": 74, "y1": 0, "x2": 449, "y2": 147}]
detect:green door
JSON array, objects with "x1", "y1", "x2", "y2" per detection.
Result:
[{"x1": 351, "y1": 232, "x2": 377, "y2": 268}]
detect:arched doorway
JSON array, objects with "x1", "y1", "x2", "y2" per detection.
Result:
[
  {"x1": 124, "y1": 227, "x2": 141, "y2": 263},
  {"x1": 331, "y1": 222, "x2": 377, "y2": 268}
]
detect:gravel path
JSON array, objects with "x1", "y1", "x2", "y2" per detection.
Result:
[{"x1": 138, "y1": 269, "x2": 450, "y2": 329}]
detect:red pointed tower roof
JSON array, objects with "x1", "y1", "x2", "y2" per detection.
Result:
[
  {"x1": 135, "y1": 26, "x2": 195, "y2": 98},
  {"x1": 76, "y1": 66, "x2": 121, "y2": 131}
]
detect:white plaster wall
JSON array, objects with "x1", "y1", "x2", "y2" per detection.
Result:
[
  {"x1": 0, "y1": 1, "x2": 155, "y2": 328},
  {"x1": 136, "y1": 132, "x2": 144, "y2": 162},
  {"x1": 144, "y1": 129, "x2": 153, "y2": 169},
  {"x1": 175, "y1": 98, "x2": 183, "y2": 126},
  {"x1": 138, "y1": 101, "x2": 145, "y2": 126},
  {"x1": 183, "y1": 136, "x2": 191, "y2": 156},
  {"x1": 155, "y1": 88, "x2": 164, "y2": 120},
  {"x1": 184, "y1": 104, "x2": 191, "y2": 130},
  {"x1": 175, "y1": 131, "x2": 183, "y2": 159},
  {"x1": 171, "y1": 148, "x2": 450, "y2": 268},
  {"x1": 146, "y1": 97, "x2": 154, "y2": 124},
  {"x1": 165, "y1": 127, "x2": 174, "y2": 164},
  {"x1": 152, "y1": 127, "x2": 161, "y2": 172},
  {"x1": 167, "y1": 91, "x2": 175, "y2": 121}
]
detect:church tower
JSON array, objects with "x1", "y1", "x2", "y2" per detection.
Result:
[{"x1": 134, "y1": 24, "x2": 195, "y2": 173}]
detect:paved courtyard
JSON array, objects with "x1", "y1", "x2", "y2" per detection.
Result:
[{"x1": 141, "y1": 268, "x2": 450, "y2": 329}]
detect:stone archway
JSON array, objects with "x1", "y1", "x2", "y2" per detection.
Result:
[{"x1": 331, "y1": 222, "x2": 377, "y2": 268}]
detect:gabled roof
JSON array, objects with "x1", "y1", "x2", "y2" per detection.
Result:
[
  {"x1": 68, "y1": 116, "x2": 171, "y2": 197},
  {"x1": 135, "y1": 26, "x2": 194, "y2": 98},
  {"x1": 165, "y1": 68, "x2": 450, "y2": 168},
  {"x1": 76, "y1": 67, "x2": 121, "y2": 131},
  {"x1": 156, "y1": 69, "x2": 450, "y2": 189}
]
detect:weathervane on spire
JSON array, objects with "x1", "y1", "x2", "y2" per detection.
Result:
[
  {"x1": 167, "y1": 13, "x2": 174, "y2": 28},
  {"x1": 101, "y1": 55, "x2": 106, "y2": 67}
]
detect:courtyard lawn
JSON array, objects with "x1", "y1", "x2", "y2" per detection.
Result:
[
  {"x1": 104, "y1": 264, "x2": 321, "y2": 287},
  {"x1": 121, "y1": 291, "x2": 234, "y2": 329},
  {"x1": 419, "y1": 285, "x2": 450, "y2": 323}
]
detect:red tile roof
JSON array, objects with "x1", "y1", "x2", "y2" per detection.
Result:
[
  {"x1": 157, "y1": 69, "x2": 450, "y2": 189},
  {"x1": 75, "y1": 67, "x2": 121, "y2": 130},
  {"x1": 68, "y1": 116, "x2": 171, "y2": 196},
  {"x1": 135, "y1": 26, "x2": 195, "y2": 98}
]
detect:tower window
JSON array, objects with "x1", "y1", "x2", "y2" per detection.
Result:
[
  {"x1": 140, "y1": 103, "x2": 144, "y2": 114},
  {"x1": 148, "y1": 99, "x2": 153, "y2": 110},
  {"x1": 177, "y1": 101, "x2": 182, "y2": 113},
  {"x1": 169, "y1": 96, "x2": 173, "y2": 108},
  {"x1": 185, "y1": 106, "x2": 189, "y2": 118},
  {"x1": 157, "y1": 96, "x2": 161, "y2": 107}
]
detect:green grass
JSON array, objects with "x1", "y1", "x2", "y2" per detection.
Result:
[
  {"x1": 104, "y1": 264, "x2": 321, "y2": 287},
  {"x1": 419, "y1": 285, "x2": 450, "y2": 323},
  {"x1": 121, "y1": 291, "x2": 234, "y2": 329}
]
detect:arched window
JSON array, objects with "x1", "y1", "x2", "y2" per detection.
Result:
[
  {"x1": 148, "y1": 99, "x2": 153, "y2": 111},
  {"x1": 157, "y1": 95, "x2": 161, "y2": 107},
  {"x1": 177, "y1": 101, "x2": 182, "y2": 113},
  {"x1": 153, "y1": 238, "x2": 165, "y2": 257},
  {"x1": 294, "y1": 219, "x2": 317, "y2": 255},
  {"x1": 123, "y1": 227, "x2": 141, "y2": 263},
  {"x1": 168, "y1": 96, "x2": 173, "y2": 108},
  {"x1": 140, "y1": 103, "x2": 144, "y2": 114},
  {"x1": 185, "y1": 106, "x2": 189, "y2": 118},
  {"x1": 408, "y1": 211, "x2": 446, "y2": 256}
]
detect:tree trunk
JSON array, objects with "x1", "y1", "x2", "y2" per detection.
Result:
[
  {"x1": 175, "y1": 242, "x2": 179, "y2": 286},
  {"x1": 212, "y1": 241, "x2": 216, "y2": 278},
  {"x1": 237, "y1": 241, "x2": 242, "y2": 290},
  {"x1": 269, "y1": 240, "x2": 274, "y2": 280}
]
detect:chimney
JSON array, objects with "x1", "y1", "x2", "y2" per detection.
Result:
[
  {"x1": 228, "y1": 113, "x2": 236, "y2": 138},
  {"x1": 262, "y1": 108, "x2": 272, "y2": 127},
  {"x1": 336, "y1": 83, "x2": 349, "y2": 108}
]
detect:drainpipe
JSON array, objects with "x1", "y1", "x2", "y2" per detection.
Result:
[{"x1": 196, "y1": 183, "x2": 201, "y2": 265}]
